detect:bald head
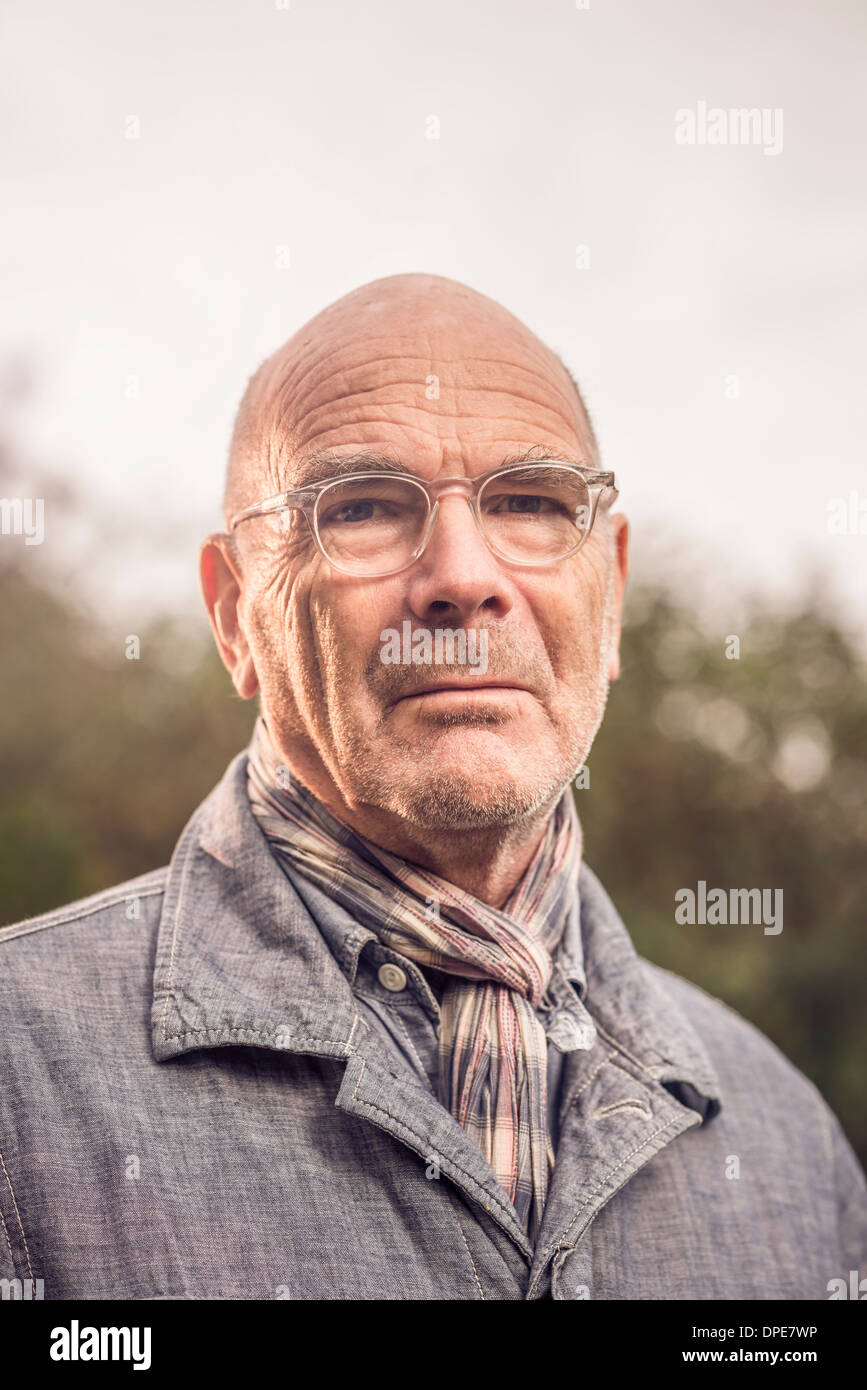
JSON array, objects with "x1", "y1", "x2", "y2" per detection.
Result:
[
  {"x1": 223, "y1": 273, "x2": 599, "y2": 527},
  {"x1": 203, "y1": 270, "x2": 628, "y2": 884}
]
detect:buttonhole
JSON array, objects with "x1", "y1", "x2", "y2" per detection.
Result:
[{"x1": 593, "y1": 1098, "x2": 653, "y2": 1121}]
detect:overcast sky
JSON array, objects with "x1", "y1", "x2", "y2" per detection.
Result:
[{"x1": 2, "y1": 0, "x2": 866, "y2": 632}]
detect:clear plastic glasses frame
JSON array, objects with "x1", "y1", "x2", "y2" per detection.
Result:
[{"x1": 228, "y1": 460, "x2": 618, "y2": 577}]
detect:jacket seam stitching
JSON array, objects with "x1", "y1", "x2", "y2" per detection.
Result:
[
  {"x1": 349, "y1": 1057, "x2": 525, "y2": 1242},
  {"x1": 587, "y1": 1014, "x2": 661, "y2": 1077},
  {"x1": 0, "y1": 1146, "x2": 35, "y2": 1286},
  {"x1": 0, "y1": 1201, "x2": 15, "y2": 1272},
  {"x1": 160, "y1": 829, "x2": 195, "y2": 1042},
  {"x1": 161, "y1": 1025, "x2": 356, "y2": 1048},
  {"x1": 564, "y1": 1056, "x2": 657, "y2": 1125},
  {"x1": 536, "y1": 1113, "x2": 689, "y2": 1266},
  {"x1": 454, "y1": 1217, "x2": 485, "y2": 1299},
  {"x1": 606, "y1": 1056, "x2": 658, "y2": 1096},
  {"x1": 569, "y1": 1056, "x2": 612, "y2": 1101},
  {"x1": 0, "y1": 886, "x2": 165, "y2": 943}
]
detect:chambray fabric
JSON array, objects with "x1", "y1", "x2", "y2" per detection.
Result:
[
  {"x1": 246, "y1": 714, "x2": 587, "y2": 1240},
  {"x1": 284, "y1": 862, "x2": 592, "y2": 1159},
  {"x1": 1, "y1": 749, "x2": 866, "y2": 1301}
]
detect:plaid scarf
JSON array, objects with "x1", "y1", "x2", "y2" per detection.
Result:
[{"x1": 246, "y1": 716, "x2": 582, "y2": 1243}]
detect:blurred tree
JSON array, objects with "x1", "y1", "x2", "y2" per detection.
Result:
[
  {"x1": 586, "y1": 586, "x2": 867, "y2": 1165},
  {"x1": 0, "y1": 567, "x2": 255, "y2": 915}
]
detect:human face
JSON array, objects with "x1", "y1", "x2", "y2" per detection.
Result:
[{"x1": 206, "y1": 280, "x2": 628, "y2": 832}]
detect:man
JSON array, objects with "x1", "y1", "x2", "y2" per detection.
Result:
[{"x1": 1, "y1": 274, "x2": 865, "y2": 1300}]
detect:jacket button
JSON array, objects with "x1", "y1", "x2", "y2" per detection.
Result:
[{"x1": 378, "y1": 963, "x2": 407, "y2": 992}]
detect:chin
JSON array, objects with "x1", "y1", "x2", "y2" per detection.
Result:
[{"x1": 382, "y1": 766, "x2": 567, "y2": 831}]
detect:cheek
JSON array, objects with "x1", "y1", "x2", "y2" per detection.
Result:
[
  {"x1": 243, "y1": 558, "x2": 317, "y2": 691},
  {"x1": 308, "y1": 577, "x2": 404, "y2": 680},
  {"x1": 534, "y1": 551, "x2": 610, "y2": 679}
]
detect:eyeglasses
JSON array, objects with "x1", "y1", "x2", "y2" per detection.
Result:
[{"x1": 228, "y1": 460, "x2": 618, "y2": 578}]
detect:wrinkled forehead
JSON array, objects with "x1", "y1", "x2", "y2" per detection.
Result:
[{"x1": 258, "y1": 319, "x2": 591, "y2": 485}]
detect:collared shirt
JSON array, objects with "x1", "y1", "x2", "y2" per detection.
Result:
[
  {"x1": 1, "y1": 749, "x2": 865, "y2": 1300},
  {"x1": 283, "y1": 862, "x2": 596, "y2": 1156}
]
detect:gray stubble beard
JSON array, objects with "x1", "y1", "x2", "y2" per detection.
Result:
[{"x1": 332, "y1": 558, "x2": 619, "y2": 833}]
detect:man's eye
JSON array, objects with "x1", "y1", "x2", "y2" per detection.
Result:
[
  {"x1": 486, "y1": 493, "x2": 564, "y2": 515},
  {"x1": 323, "y1": 499, "x2": 397, "y2": 525},
  {"x1": 335, "y1": 500, "x2": 376, "y2": 524}
]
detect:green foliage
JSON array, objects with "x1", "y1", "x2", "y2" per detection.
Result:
[
  {"x1": 0, "y1": 569, "x2": 255, "y2": 917},
  {"x1": 586, "y1": 587, "x2": 867, "y2": 1164},
  {"x1": 1, "y1": 568, "x2": 864, "y2": 1165}
]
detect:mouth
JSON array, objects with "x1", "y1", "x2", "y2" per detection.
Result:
[{"x1": 393, "y1": 680, "x2": 532, "y2": 705}]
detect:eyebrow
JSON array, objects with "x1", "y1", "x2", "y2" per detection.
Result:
[
  {"x1": 290, "y1": 451, "x2": 411, "y2": 488},
  {"x1": 289, "y1": 445, "x2": 585, "y2": 489}
]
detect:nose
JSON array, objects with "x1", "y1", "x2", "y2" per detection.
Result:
[{"x1": 403, "y1": 490, "x2": 514, "y2": 625}]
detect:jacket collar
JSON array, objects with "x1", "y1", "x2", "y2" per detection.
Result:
[
  {"x1": 577, "y1": 862, "x2": 720, "y2": 1113},
  {"x1": 152, "y1": 751, "x2": 361, "y2": 1064},
  {"x1": 151, "y1": 750, "x2": 721, "y2": 1119}
]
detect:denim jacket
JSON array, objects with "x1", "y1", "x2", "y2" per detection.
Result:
[{"x1": 1, "y1": 751, "x2": 865, "y2": 1300}]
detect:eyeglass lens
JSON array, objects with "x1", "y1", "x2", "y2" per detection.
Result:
[{"x1": 312, "y1": 466, "x2": 592, "y2": 574}]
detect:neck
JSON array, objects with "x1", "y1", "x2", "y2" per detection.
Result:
[
  {"x1": 263, "y1": 735, "x2": 559, "y2": 909},
  {"x1": 341, "y1": 804, "x2": 556, "y2": 908}
]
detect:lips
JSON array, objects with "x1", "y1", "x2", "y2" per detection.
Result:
[{"x1": 395, "y1": 680, "x2": 530, "y2": 702}]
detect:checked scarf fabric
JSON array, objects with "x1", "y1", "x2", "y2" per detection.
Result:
[{"x1": 245, "y1": 716, "x2": 583, "y2": 1243}]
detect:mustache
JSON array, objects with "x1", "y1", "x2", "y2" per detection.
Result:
[{"x1": 364, "y1": 623, "x2": 554, "y2": 705}]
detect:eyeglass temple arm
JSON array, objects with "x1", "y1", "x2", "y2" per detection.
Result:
[
  {"x1": 592, "y1": 472, "x2": 618, "y2": 503},
  {"x1": 229, "y1": 489, "x2": 316, "y2": 530}
]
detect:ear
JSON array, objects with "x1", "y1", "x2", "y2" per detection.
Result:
[
  {"x1": 199, "y1": 535, "x2": 259, "y2": 699},
  {"x1": 607, "y1": 513, "x2": 630, "y2": 682}
]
